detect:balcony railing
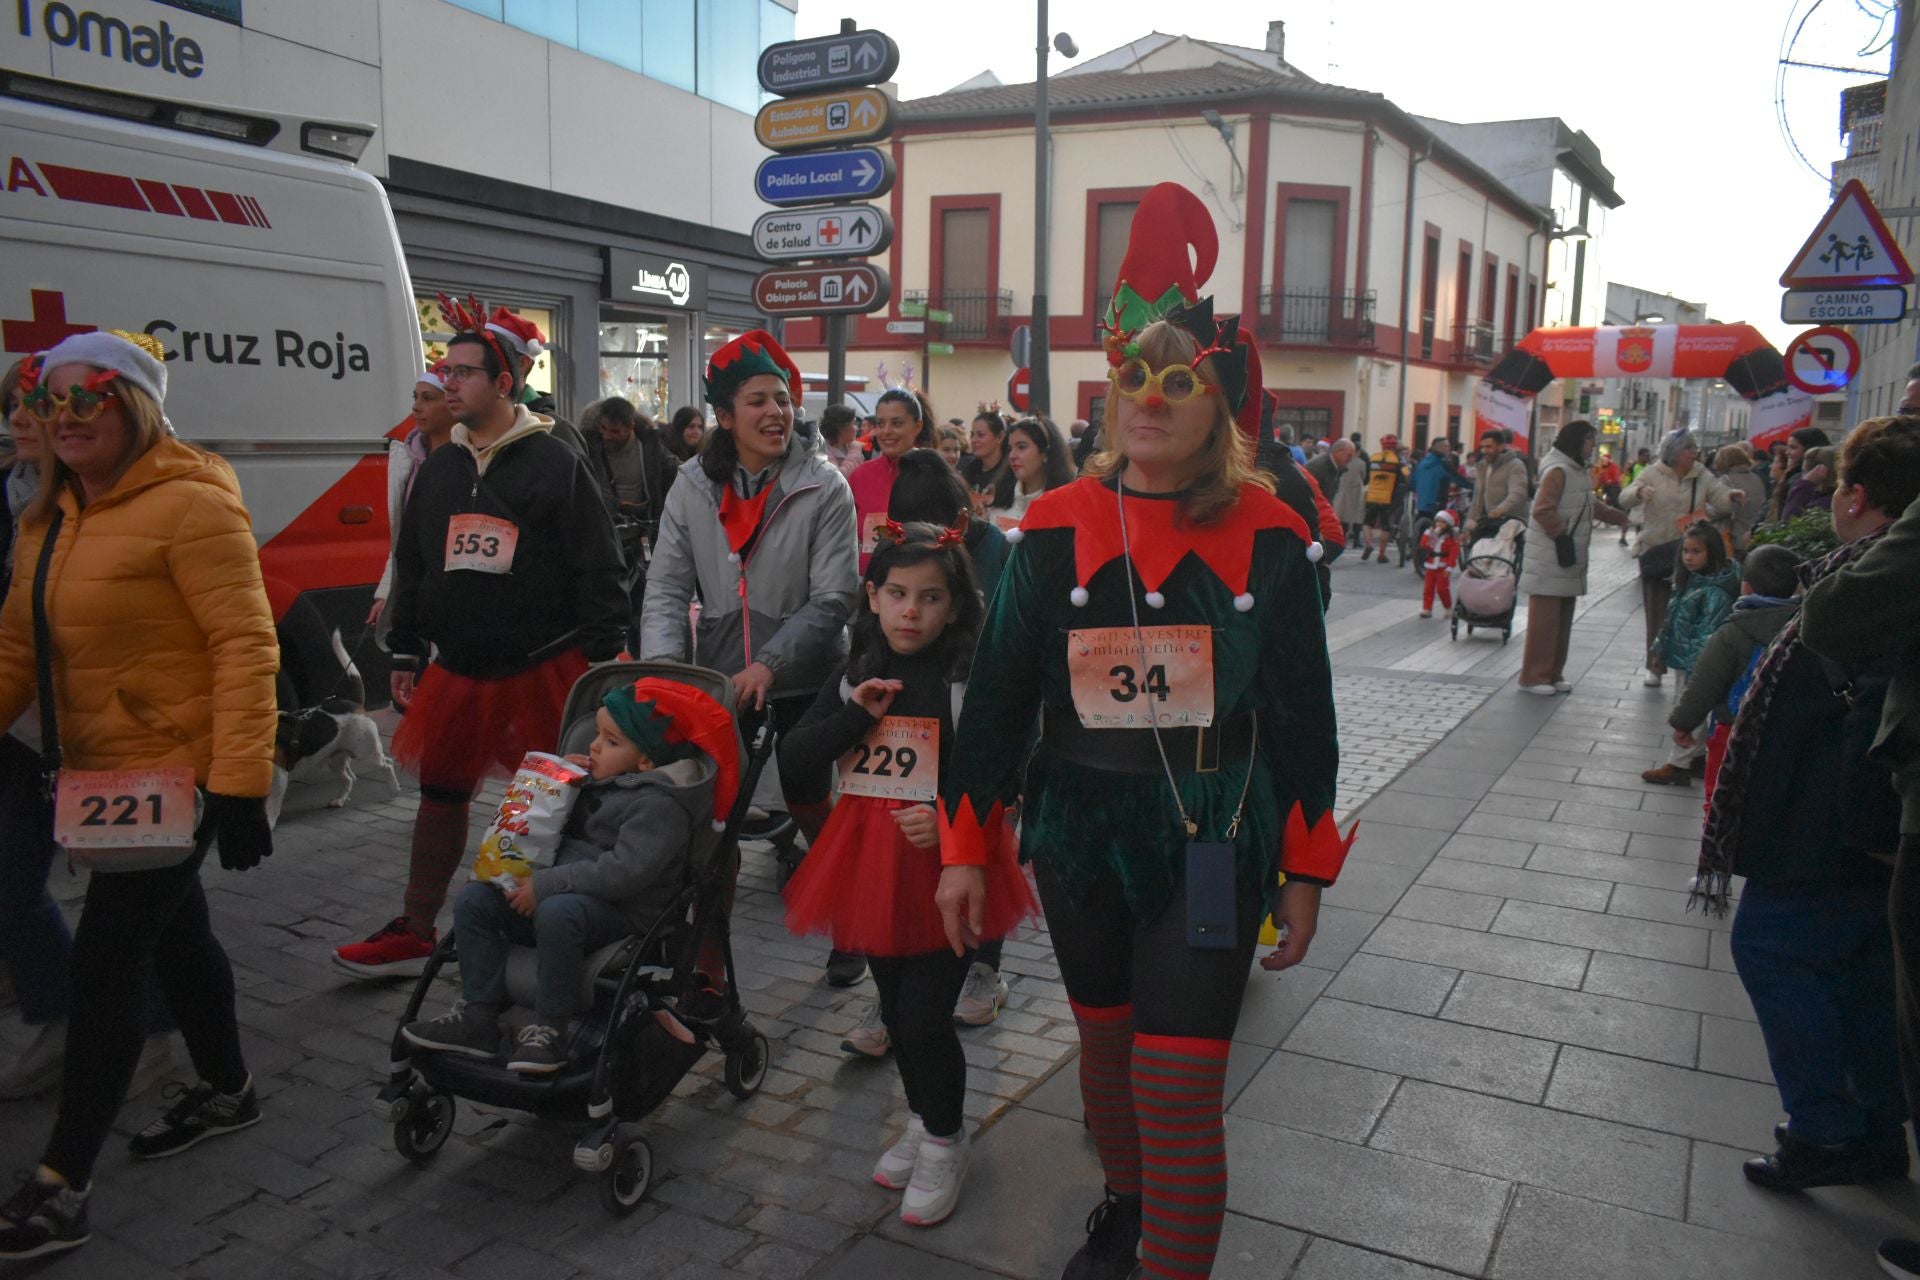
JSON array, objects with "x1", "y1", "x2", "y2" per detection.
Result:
[
  {"x1": 1450, "y1": 320, "x2": 1496, "y2": 367},
  {"x1": 1254, "y1": 288, "x2": 1377, "y2": 348},
  {"x1": 1419, "y1": 308, "x2": 1436, "y2": 360},
  {"x1": 903, "y1": 288, "x2": 1014, "y2": 342}
]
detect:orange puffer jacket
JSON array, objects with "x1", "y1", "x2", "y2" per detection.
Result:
[{"x1": 0, "y1": 437, "x2": 279, "y2": 797}]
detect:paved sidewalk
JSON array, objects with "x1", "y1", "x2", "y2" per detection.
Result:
[
  {"x1": 845, "y1": 558, "x2": 1920, "y2": 1280},
  {"x1": 8, "y1": 541, "x2": 1907, "y2": 1278}
]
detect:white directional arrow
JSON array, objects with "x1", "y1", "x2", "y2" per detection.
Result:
[
  {"x1": 846, "y1": 274, "x2": 872, "y2": 302},
  {"x1": 855, "y1": 38, "x2": 881, "y2": 70},
  {"x1": 853, "y1": 98, "x2": 878, "y2": 127},
  {"x1": 851, "y1": 156, "x2": 877, "y2": 187}
]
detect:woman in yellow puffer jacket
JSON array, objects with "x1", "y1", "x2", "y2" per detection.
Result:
[{"x1": 0, "y1": 330, "x2": 279, "y2": 1262}]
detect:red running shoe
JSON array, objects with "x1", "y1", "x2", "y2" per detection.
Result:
[{"x1": 334, "y1": 917, "x2": 436, "y2": 978}]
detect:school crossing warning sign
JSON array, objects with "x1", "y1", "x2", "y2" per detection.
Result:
[{"x1": 1780, "y1": 179, "x2": 1915, "y2": 289}]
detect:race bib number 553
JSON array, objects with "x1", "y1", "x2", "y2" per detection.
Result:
[
  {"x1": 1067, "y1": 626, "x2": 1215, "y2": 729},
  {"x1": 445, "y1": 514, "x2": 519, "y2": 574},
  {"x1": 55, "y1": 766, "x2": 197, "y2": 849},
  {"x1": 838, "y1": 716, "x2": 939, "y2": 802}
]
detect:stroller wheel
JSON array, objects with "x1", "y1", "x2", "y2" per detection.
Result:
[
  {"x1": 725, "y1": 1030, "x2": 772, "y2": 1099},
  {"x1": 393, "y1": 1088, "x2": 454, "y2": 1163},
  {"x1": 600, "y1": 1136, "x2": 653, "y2": 1215}
]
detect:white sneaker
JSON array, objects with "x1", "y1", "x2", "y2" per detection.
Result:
[
  {"x1": 900, "y1": 1129, "x2": 969, "y2": 1226},
  {"x1": 841, "y1": 1007, "x2": 891, "y2": 1057},
  {"x1": 873, "y1": 1114, "x2": 927, "y2": 1189},
  {"x1": 953, "y1": 963, "x2": 1010, "y2": 1026},
  {"x1": 1553, "y1": 681, "x2": 1573, "y2": 693},
  {"x1": 0, "y1": 1020, "x2": 65, "y2": 1100},
  {"x1": 1518, "y1": 684, "x2": 1557, "y2": 697},
  {"x1": 1643, "y1": 671, "x2": 1664, "y2": 688},
  {"x1": 1419, "y1": 610, "x2": 1432, "y2": 618}
]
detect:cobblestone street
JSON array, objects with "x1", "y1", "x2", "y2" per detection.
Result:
[{"x1": 7, "y1": 540, "x2": 1902, "y2": 1280}]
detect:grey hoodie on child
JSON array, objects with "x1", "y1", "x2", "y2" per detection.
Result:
[{"x1": 530, "y1": 756, "x2": 715, "y2": 932}]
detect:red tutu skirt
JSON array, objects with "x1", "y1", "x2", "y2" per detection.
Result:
[
  {"x1": 393, "y1": 649, "x2": 590, "y2": 793},
  {"x1": 783, "y1": 794, "x2": 1039, "y2": 957}
]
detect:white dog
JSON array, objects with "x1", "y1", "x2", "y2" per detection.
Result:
[{"x1": 267, "y1": 696, "x2": 401, "y2": 827}]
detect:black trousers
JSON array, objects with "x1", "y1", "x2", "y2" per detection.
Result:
[
  {"x1": 1035, "y1": 858, "x2": 1263, "y2": 1039},
  {"x1": 869, "y1": 948, "x2": 972, "y2": 1137},
  {"x1": 1891, "y1": 835, "x2": 1920, "y2": 1123},
  {"x1": 43, "y1": 843, "x2": 248, "y2": 1185}
]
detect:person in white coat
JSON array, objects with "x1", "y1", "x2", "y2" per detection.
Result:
[
  {"x1": 368, "y1": 365, "x2": 456, "y2": 632},
  {"x1": 1517, "y1": 420, "x2": 1630, "y2": 694}
]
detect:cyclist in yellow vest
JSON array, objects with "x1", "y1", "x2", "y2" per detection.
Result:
[{"x1": 1360, "y1": 434, "x2": 1406, "y2": 562}]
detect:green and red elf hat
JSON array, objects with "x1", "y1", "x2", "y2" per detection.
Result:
[
  {"x1": 601, "y1": 677, "x2": 742, "y2": 832},
  {"x1": 704, "y1": 329, "x2": 803, "y2": 410},
  {"x1": 1098, "y1": 184, "x2": 1252, "y2": 416}
]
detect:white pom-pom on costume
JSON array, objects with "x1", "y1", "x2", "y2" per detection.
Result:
[
  {"x1": 1004, "y1": 527, "x2": 1024, "y2": 544},
  {"x1": 525, "y1": 339, "x2": 544, "y2": 357},
  {"x1": 727, "y1": 551, "x2": 740, "y2": 564},
  {"x1": 1307, "y1": 541, "x2": 1325, "y2": 563},
  {"x1": 1234, "y1": 593, "x2": 1255, "y2": 612},
  {"x1": 1069, "y1": 586, "x2": 1090, "y2": 607},
  {"x1": 1144, "y1": 591, "x2": 1166, "y2": 609}
]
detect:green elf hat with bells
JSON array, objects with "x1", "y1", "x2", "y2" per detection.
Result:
[
  {"x1": 1098, "y1": 183, "x2": 1251, "y2": 418},
  {"x1": 704, "y1": 329, "x2": 803, "y2": 410}
]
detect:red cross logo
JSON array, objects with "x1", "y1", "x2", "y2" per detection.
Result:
[
  {"x1": 818, "y1": 219, "x2": 841, "y2": 246},
  {"x1": 2, "y1": 290, "x2": 94, "y2": 355}
]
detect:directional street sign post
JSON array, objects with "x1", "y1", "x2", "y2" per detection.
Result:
[
  {"x1": 899, "y1": 300, "x2": 926, "y2": 318},
  {"x1": 1781, "y1": 286, "x2": 1909, "y2": 325},
  {"x1": 754, "y1": 148, "x2": 894, "y2": 207},
  {"x1": 755, "y1": 23, "x2": 899, "y2": 402},
  {"x1": 1784, "y1": 325, "x2": 1862, "y2": 395},
  {"x1": 885, "y1": 320, "x2": 925, "y2": 336},
  {"x1": 927, "y1": 342, "x2": 955, "y2": 357},
  {"x1": 757, "y1": 28, "x2": 900, "y2": 95},
  {"x1": 752, "y1": 205, "x2": 895, "y2": 261},
  {"x1": 753, "y1": 265, "x2": 892, "y2": 317},
  {"x1": 754, "y1": 88, "x2": 894, "y2": 151}
]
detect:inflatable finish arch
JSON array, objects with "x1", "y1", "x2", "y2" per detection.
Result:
[{"x1": 1473, "y1": 324, "x2": 1813, "y2": 452}]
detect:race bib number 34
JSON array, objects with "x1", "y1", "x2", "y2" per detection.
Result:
[
  {"x1": 55, "y1": 766, "x2": 197, "y2": 849},
  {"x1": 445, "y1": 514, "x2": 519, "y2": 574},
  {"x1": 838, "y1": 716, "x2": 939, "y2": 802},
  {"x1": 1068, "y1": 626, "x2": 1215, "y2": 729}
]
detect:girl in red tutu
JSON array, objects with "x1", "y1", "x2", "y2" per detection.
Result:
[{"x1": 780, "y1": 522, "x2": 1036, "y2": 1228}]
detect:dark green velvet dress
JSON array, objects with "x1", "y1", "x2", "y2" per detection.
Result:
[{"x1": 941, "y1": 477, "x2": 1343, "y2": 921}]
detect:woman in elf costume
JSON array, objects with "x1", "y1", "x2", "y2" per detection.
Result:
[{"x1": 934, "y1": 185, "x2": 1352, "y2": 1280}]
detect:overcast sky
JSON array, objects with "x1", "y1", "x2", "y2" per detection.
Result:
[{"x1": 796, "y1": 0, "x2": 1897, "y2": 352}]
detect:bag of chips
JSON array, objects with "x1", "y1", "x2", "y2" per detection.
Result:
[{"x1": 473, "y1": 752, "x2": 590, "y2": 886}]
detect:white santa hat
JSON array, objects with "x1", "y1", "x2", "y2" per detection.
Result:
[{"x1": 38, "y1": 329, "x2": 167, "y2": 406}]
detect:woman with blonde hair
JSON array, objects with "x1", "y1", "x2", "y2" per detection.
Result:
[
  {"x1": 935, "y1": 185, "x2": 1347, "y2": 1277},
  {"x1": 0, "y1": 331, "x2": 279, "y2": 1260},
  {"x1": 1714, "y1": 442, "x2": 1765, "y2": 555}
]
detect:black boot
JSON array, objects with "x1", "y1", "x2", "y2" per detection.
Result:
[
  {"x1": 1743, "y1": 1129, "x2": 1907, "y2": 1190},
  {"x1": 825, "y1": 950, "x2": 868, "y2": 988},
  {"x1": 1061, "y1": 1187, "x2": 1142, "y2": 1280}
]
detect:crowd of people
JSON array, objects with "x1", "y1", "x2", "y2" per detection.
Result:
[{"x1": 6, "y1": 178, "x2": 1918, "y2": 1276}]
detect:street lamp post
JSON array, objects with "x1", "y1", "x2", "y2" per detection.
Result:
[{"x1": 1031, "y1": 5, "x2": 1075, "y2": 419}]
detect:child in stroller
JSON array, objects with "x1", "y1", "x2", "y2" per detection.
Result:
[
  {"x1": 379, "y1": 662, "x2": 772, "y2": 1216},
  {"x1": 401, "y1": 677, "x2": 723, "y2": 1073}
]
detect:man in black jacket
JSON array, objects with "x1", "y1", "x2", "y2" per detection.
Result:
[
  {"x1": 584, "y1": 396, "x2": 678, "y2": 648},
  {"x1": 333, "y1": 325, "x2": 627, "y2": 979}
]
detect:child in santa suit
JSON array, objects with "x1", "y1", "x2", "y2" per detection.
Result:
[{"x1": 1420, "y1": 509, "x2": 1461, "y2": 618}]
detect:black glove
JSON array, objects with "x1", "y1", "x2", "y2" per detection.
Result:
[
  {"x1": 1554, "y1": 533, "x2": 1578, "y2": 568},
  {"x1": 203, "y1": 792, "x2": 273, "y2": 871}
]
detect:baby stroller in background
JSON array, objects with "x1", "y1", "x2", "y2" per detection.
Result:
[
  {"x1": 1452, "y1": 523, "x2": 1526, "y2": 645},
  {"x1": 377, "y1": 660, "x2": 773, "y2": 1215}
]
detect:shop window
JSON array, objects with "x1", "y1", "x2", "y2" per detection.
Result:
[
  {"x1": 416, "y1": 293, "x2": 555, "y2": 400},
  {"x1": 600, "y1": 319, "x2": 674, "y2": 415}
]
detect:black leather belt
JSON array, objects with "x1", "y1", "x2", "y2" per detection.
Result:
[{"x1": 1044, "y1": 709, "x2": 1256, "y2": 775}]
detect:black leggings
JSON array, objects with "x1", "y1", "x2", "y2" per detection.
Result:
[
  {"x1": 869, "y1": 948, "x2": 972, "y2": 1137},
  {"x1": 1035, "y1": 858, "x2": 1263, "y2": 1039},
  {"x1": 43, "y1": 843, "x2": 248, "y2": 1185}
]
